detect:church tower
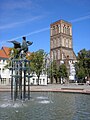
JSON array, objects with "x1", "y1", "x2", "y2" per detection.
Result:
[{"x1": 50, "y1": 19, "x2": 76, "y2": 64}]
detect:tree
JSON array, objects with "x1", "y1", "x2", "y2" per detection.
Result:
[
  {"x1": 77, "y1": 67, "x2": 86, "y2": 82},
  {"x1": 46, "y1": 60, "x2": 53, "y2": 84},
  {"x1": 52, "y1": 60, "x2": 58, "y2": 83},
  {"x1": 75, "y1": 49, "x2": 90, "y2": 82},
  {"x1": 47, "y1": 60, "x2": 59, "y2": 83},
  {"x1": 58, "y1": 64, "x2": 68, "y2": 83},
  {"x1": 28, "y1": 49, "x2": 46, "y2": 85},
  {"x1": 5, "y1": 48, "x2": 17, "y2": 68},
  {"x1": 47, "y1": 60, "x2": 68, "y2": 84}
]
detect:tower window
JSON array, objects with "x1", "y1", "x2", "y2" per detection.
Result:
[{"x1": 67, "y1": 26, "x2": 70, "y2": 35}]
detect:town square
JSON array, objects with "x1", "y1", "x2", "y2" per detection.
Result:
[{"x1": 0, "y1": 0, "x2": 90, "y2": 120}]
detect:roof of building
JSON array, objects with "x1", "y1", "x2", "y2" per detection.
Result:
[
  {"x1": 0, "y1": 46, "x2": 32, "y2": 59},
  {"x1": 0, "y1": 46, "x2": 10, "y2": 59},
  {"x1": 50, "y1": 19, "x2": 72, "y2": 26}
]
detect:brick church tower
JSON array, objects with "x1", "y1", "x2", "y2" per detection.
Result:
[{"x1": 50, "y1": 19, "x2": 76, "y2": 65}]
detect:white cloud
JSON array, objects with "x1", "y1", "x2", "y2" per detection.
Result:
[
  {"x1": 6, "y1": 14, "x2": 90, "y2": 41},
  {"x1": 70, "y1": 15, "x2": 90, "y2": 23},
  {"x1": 0, "y1": 15, "x2": 42, "y2": 30},
  {"x1": 8, "y1": 27, "x2": 49, "y2": 41}
]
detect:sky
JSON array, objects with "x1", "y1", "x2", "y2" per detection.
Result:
[{"x1": 0, "y1": 0, "x2": 90, "y2": 55}]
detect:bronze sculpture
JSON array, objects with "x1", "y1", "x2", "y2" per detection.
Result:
[{"x1": 9, "y1": 36, "x2": 33, "y2": 58}]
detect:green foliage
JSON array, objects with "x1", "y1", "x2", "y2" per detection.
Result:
[
  {"x1": 75, "y1": 49, "x2": 90, "y2": 82},
  {"x1": 5, "y1": 48, "x2": 20, "y2": 69},
  {"x1": 58, "y1": 64, "x2": 68, "y2": 83},
  {"x1": 48, "y1": 60, "x2": 68, "y2": 83},
  {"x1": 29, "y1": 49, "x2": 46, "y2": 85},
  {"x1": 77, "y1": 67, "x2": 86, "y2": 80},
  {"x1": 52, "y1": 60, "x2": 58, "y2": 83}
]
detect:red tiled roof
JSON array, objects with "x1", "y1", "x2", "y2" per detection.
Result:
[
  {"x1": 0, "y1": 46, "x2": 32, "y2": 59},
  {"x1": 2, "y1": 47, "x2": 10, "y2": 56},
  {"x1": 0, "y1": 46, "x2": 10, "y2": 59}
]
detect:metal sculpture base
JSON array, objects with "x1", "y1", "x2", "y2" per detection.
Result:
[{"x1": 10, "y1": 59, "x2": 31, "y2": 101}]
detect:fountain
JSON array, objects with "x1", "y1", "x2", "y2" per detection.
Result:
[
  {"x1": 9, "y1": 37, "x2": 33, "y2": 101},
  {"x1": 0, "y1": 37, "x2": 90, "y2": 120}
]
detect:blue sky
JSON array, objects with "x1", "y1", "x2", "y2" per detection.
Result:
[{"x1": 0, "y1": 0, "x2": 90, "y2": 55}]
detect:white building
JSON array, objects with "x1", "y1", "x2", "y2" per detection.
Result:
[
  {"x1": 0, "y1": 46, "x2": 48, "y2": 86},
  {"x1": 69, "y1": 61, "x2": 76, "y2": 81},
  {"x1": 0, "y1": 47, "x2": 11, "y2": 85},
  {"x1": 29, "y1": 73, "x2": 47, "y2": 85}
]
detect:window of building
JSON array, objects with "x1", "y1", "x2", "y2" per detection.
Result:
[
  {"x1": 52, "y1": 26, "x2": 55, "y2": 35},
  {"x1": 3, "y1": 60, "x2": 5, "y2": 64},
  {"x1": 36, "y1": 79, "x2": 38, "y2": 84},
  {"x1": 65, "y1": 26, "x2": 67, "y2": 34},
  {"x1": 1, "y1": 78, "x2": 6, "y2": 84},
  {"x1": 53, "y1": 50, "x2": 56, "y2": 60},
  {"x1": 9, "y1": 78, "x2": 11, "y2": 84},
  {"x1": 2, "y1": 68, "x2": 4, "y2": 73},
  {"x1": 43, "y1": 79, "x2": 45, "y2": 84},
  {"x1": 69, "y1": 40, "x2": 72, "y2": 48},
  {"x1": 58, "y1": 49, "x2": 60, "y2": 59},
  {"x1": 62, "y1": 37, "x2": 64, "y2": 47},
  {"x1": 64, "y1": 38, "x2": 66, "y2": 47},
  {"x1": 54, "y1": 39, "x2": 56, "y2": 48},
  {"x1": 66, "y1": 39, "x2": 69, "y2": 47},
  {"x1": 63, "y1": 25, "x2": 66, "y2": 34},
  {"x1": 62, "y1": 53, "x2": 64, "y2": 60},
  {"x1": 67, "y1": 26, "x2": 70, "y2": 35},
  {"x1": 51, "y1": 51, "x2": 53, "y2": 60},
  {"x1": 39, "y1": 79, "x2": 42, "y2": 84},
  {"x1": 57, "y1": 38, "x2": 60, "y2": 47},
  {"x1": 58, "y1": 24, "x2": 61, "y2": 33},
  {"x1": 33, "y1": 78, "x2": 35, "y2": 84},
  {"x1": 57, "y1": 25, "x2": 59, "y2": 33}
]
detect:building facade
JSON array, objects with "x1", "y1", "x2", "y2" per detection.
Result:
[
  {"x1": 0, "y1": 46, "x2": 48, "y2": 85},
  {"x1": 50, "y1": 20, "x2": 76, "y2": 80},
  {"x1": 0, "y1": 47, "x2": 11, "y2": 85}
]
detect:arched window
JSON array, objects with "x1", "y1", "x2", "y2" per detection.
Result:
[
  {"x1": 53, "y1": 50, "x2": 56, "y2": 60},
  {"x1": 66, "y1": 39, "x2": 68, "y2": 47},
  {"x1": 67, "y1": 55, "x2": 69, "y2": 59},
  {"x1": 58, "y1": 24, "x2": 61, "y2": 33},
  {"x1": 63, "y1": 25, "x2": 65, "y2": 33},
  {"x1": 56, "y1": 25, "x2": 59, "y2": 34},
  {"x1": 57, "y1": 38, "x2": 60, "y2": 47},
  {"x1": 62, "y1": 37, "x2": 64, "y2": 46},
  {"x1": 2, "y1": 68, "x2": 4, "y2": 73},
  {"x1": 63, "y1": 25, "x2": 66, "y2": 34},
  {"x1": 67, "y1": 26, "x2": 70, "y2": 35},
  {"x1": 54, "y1": 39, "x2": 56, "y2": 48},
  {"x1": 69, "y1": 39, "x2": 72, "y2": 48},
  {"x1": 58, "y1": 49, "x2": 60, "y2": 59},
  {"x1": 65, "y1": 26, "x2": 67, "y2": 34}
]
